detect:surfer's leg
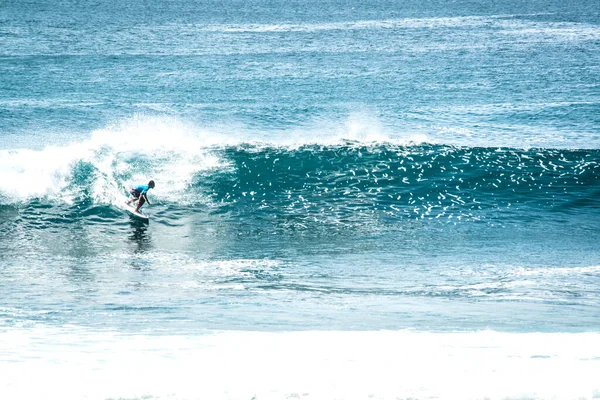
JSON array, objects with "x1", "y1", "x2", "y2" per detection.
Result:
[
  {"x1": 134, "y1": 196, "x2": 145, "y2": 212},
  {"x1": 127, "y1": 190, "x2": 140, "y2": 205}
]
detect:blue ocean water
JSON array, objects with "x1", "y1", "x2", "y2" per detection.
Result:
[{"x1": 1, "y1": 0, "x2": 600, "y2": 398}]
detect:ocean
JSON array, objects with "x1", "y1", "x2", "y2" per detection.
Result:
[{"x1": 1, "y1": 0, "x2": 600, "y2": 398}]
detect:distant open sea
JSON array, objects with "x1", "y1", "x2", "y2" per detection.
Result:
[{"x1": 1, "y1": 0, "x2": 599, "y2": 398}]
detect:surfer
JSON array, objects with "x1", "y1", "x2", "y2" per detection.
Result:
[{"x1": 127, "y1": 180, "x2": 155, "y2": 212}]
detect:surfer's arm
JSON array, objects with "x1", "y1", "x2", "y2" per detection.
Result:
[{"x1": 143, "y1": 193, "x2": 150, "y2": 205}]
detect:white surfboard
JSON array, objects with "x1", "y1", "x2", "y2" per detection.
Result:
[{"x1": 123, "y1": 202, "x2": 149, "y2": 221}]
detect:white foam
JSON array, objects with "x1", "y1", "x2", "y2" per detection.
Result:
[
  {"x1": 509, "y1": 265, "x2": 600, "y2": 277},
  {"x1": 497, "y1": 19, "x2": 600, "y2": 42},
  {"x1": 0, "y1": 327, "x2": 598, "y2": 399},
  {"x1": 115, "y1": 255, "x2": 282, "y2": 291},
  {"x1": 0, "y1": 145, "x2": 91, "y2": 203},
  {"x1": 200, "y1": 16, "x2": 492, "y2": 33},
  {"x1": 0, "y1": 115, "x2": 226, "y2": 204},
  {"x1": 143, "y1": 14, "x2": 600, "y2": 46}
]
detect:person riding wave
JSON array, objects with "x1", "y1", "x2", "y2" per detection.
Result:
[{"x1": 127, "y1": 180, "x2": 155, "y2": 212}]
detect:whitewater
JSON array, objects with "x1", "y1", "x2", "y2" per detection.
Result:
[{"x1": 1, "y1": 0, "x2": 600, "y2": 398}]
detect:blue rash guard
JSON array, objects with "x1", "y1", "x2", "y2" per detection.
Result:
[
  {"x1": 135, "y1": 185, "x2": 150, "y2": 194},
  {"x1": 131, "y1": 185, "x2": 150, "y2": 197}
]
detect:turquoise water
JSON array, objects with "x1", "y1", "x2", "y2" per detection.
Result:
[{"x1": 1, "y1": 0, "x2": 600, "y2": 398}]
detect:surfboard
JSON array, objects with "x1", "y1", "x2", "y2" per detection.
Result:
[{"x1": 123, "y1": 202, "x2": 149, "y2": 222}]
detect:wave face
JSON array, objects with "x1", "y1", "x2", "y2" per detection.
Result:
[
  {"x1": 2, "y1": 127, "x2": 599, "y2": 230},
  {"x1": 207, "y1": 144, "x2": 600, "y2": 226}
]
